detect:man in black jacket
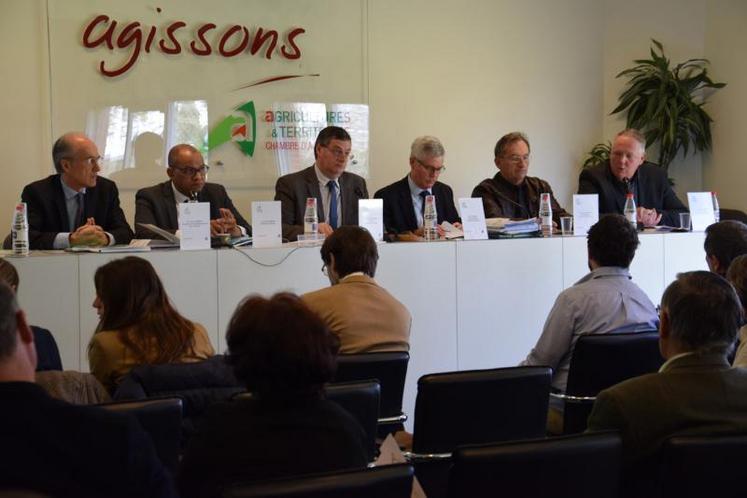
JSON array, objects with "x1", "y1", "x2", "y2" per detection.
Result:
[
  {"x1": 578, "y1": 129, "x2": 688, "y2": 227},
  {"x1": 374, "y1": 136, "x2": 461, "y2": 240}
]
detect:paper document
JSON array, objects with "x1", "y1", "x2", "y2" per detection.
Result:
[
  {"x1": 358, "y1": 199, "x2": 384, "y2": 241},
  {"x1": 458, "y1": 198, "x2": 487, "y2": 240},
  {"x1": 573, "y1": 194, "x2": 599, "y2": 236},
  {"x1": 68, "y1": 245, "x2": 151, "y2": 253},
  {"x1": 687, "y1": 192, "x2": 715, "y2": 232},
  {"x1": 137, "y1": 223, "x2": 180, "y2": 243},
  {"x1": 251, "y1": 201, "x2": 282, "y2": 248},
  {"x1": 178, "y1": 202, "x2": 211, "y2": 250},
  {"x1": 441, "y1": 221, "x2": 464, "y2": 240}
]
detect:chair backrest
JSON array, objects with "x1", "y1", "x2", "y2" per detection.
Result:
[
  {"x1": 334, "y1": 352, "x2": 408, "y2": 422},
  {"x1": 412, "y1": 366, "x2": 552, "y2": 454},
  {"x1": 659, "y1": 434, "x2": 747, "y2": 498},
  {"x1": 222, "y1": 463, "x2": 414, "y2": 498},
  {"x1": 97, "y1": 397, "x2": 183, "y2": 473},
  {"x1": 449, "y1": 432, "x2": 621, "y2": 498},
  {"x1": 324, "y1": 380, "x2": 380, "y2": 462}
]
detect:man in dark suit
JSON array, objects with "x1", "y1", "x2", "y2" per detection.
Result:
[
  {"x1": 275, "y1": 126, "x2": 368, "y2": 242},
  {"x1": 587, "y1": 271, "x2": 747, "y2": 465},
  {"x1": 20, "y1": 132, "x2": 133, "y2": 249},
  {"x1": 578, "y1": 129, "x2": 688, "y2": 227},
  {"x1": 374, "y1": 136, "x2": 461, "y2": 240},
  {"x1": 134, "y1": 144, "x2": 251, "y2": 239},
  {"x1": 0, "y1": 282, "x2": 175, "y2": 497}
]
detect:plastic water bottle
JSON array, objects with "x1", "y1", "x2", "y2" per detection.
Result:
[
  {"x1": 712, "y1": 192, "x2": 720, "y2": 223},
  {"x1": 624, "y1": 193, "x2": 637, "y2": 226},
  {"x1": 539, "y1": 193, "x2": 552, "y2": 237},
  {"x1": 303, "y1": 197, "x2": 318, "y2": 236},
  {"x1": 11, "y1": 202, "x2": 29, "y2": 256},
  {"x1": 423, "y1": 195, "x2": 439, "y2": 241}
]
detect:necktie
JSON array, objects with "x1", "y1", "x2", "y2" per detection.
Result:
[
  {"x1": 419, "y1": 190, "x2": 431, "y2": 215},
  {"x1": 74, "y1": 192, "x2": 85, "y2": 230},
  {"x1": 328, "y1": 181, "x2": 338, "y2": 229}
]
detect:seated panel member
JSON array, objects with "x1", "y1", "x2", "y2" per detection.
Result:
[
  {"x1": 135, "y1": 144, "x2": 251, "y2": 239},
  {"x1": 302, "y1": 226, "x2": 411, "y2": 353},
  {"x1": 274, "y1": 126, "x2": 368, "y2": 242},
  {"x1": 472, "y1": 132, "x2": 569, "y2": 223},
  {"x1": 20, "y1": 132, "x2": 133, "y2": 249},
  {"x1": 374, "y1": 135, "x2": 460, "y2": 240},
  {"x1": 578, "y1": 129, "x2": 688, "y2": 227}
]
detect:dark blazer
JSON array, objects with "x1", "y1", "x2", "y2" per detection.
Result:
[
  {"x1": 21, "y1": 174, "x2": 133, "y2": 249},
  {"x1": 373, "y1": 176, "x2": 460, "y2": 235},
  {"x1": 578, "y1": 161, "x2": 688, "y2": 226},
  {"x1": 134, "y1": 181, "x2": 251, "y2": 239},
  {"x1": 32, "y1": 326, "x2": 62, "y2": 371},
  {"x1": 274, "y1": 166, "x2": 369, "y2": 241},
  {"x1": 0, "y1": 381, "x2": 175, "y2": 497}
]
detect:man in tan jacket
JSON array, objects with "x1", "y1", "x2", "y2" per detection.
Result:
[{"x1": 302, "y1": 226, "x2": 411, "y2": 353}]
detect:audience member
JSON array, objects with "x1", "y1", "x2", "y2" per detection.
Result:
[
  {"x1": 374, "y1": 136, "x2": 461, "y2": 240},
  {"x1": 522, "y1": 214, "x2": 658, "y2": 396},
  {"x1": 578, "y1": 129, "x2": 687, "y2": 226},
  {"x1": 134, "y1": 144, "x2": 251, "y2": 239},
  {"x1": 587, "y1": 271, "x2": 747, "y2": 464},
  {"x1": 726, "y1": 254, "x2": 747, "y2": 367},
  {"x1": 472, "y1": 131, "x2": 569, "y2": 223},
  {"x1": 302, "y1": 226, "x2": 411, "y2": 352},
  {"x1": 19, "y1": 132, "x2": 133, "y2": 249},
  {"x1": 0, "y1": 282, "x2": 175, "y2": 497},
  {"x1": 275, "y1": 126, "x2": 369, "y2": 241},
  {"x1": 178, "y1": 293, "x2": 368, "y2": 498},
  {"x1": 88, "y1": 256, "x2": 214, "y2": 392},
  {"x1": 704, "y1": 220, "x2": 747, "y2": 277}
]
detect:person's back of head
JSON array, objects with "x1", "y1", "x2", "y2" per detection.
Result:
[
  {"x1": 0, "y1": 281, "x2": 35, "y2": 381},
  {"x1": 320, "y1": 226, "x2": 379, "y2": 281},
  {"x1": 704, "y1": 221, "x2": 747, "y2": 277},
  {"x1": 726, "y1": 254, "x2": 747, "y2": 311},
  {"x1": 0, "y1": 258, "x2": 19, "y2": 292},
  {"x1": 660, "y1": 271, "x2": 743, "y2": 356},
  {"x1": 226, "y1": 292, "x2": 340, "y2": 401},
  {"x1": 587, "y1": 214, "x2": 640, "y2": 268}
]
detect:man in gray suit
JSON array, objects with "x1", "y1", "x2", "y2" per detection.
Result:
[
  {"x1": 134, "y1": 144, "x2": 251, "y2": 239},
  {"x1": 587, "y1": 271, "x2": 747, "y2": 465},
  {"x1": 274, "y1": 126, "x2": 368, "y2": 242}
]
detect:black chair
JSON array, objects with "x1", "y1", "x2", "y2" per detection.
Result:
[
  {"x1": 552, "y1": 331, "x2": 663, "y2": 434},
  {"x1": 449, "y1": 431, "x2": 622, "y2": 498},
  {"x1": 334, "y1": 352, "x2": 409, "y2": 436},
  {"x1": 222, "y1": 463, "x2": 414, "y2": 498},
  {"x1": 325, "y1": 380, "x2": 381, "y2": 462},
  {"x1": 659, "y1": 434, "x2": 747, "y2": 498},
  {"x1": 96, "y1": 397, "x2": 182, "y2": 473},
  {"x1": 113, "y1": 355, "x2": 243, "y2": 439}
]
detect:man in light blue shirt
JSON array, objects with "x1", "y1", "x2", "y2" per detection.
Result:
[{"x1": 522, "y1": 214, "x2": 659, "y2": 393}]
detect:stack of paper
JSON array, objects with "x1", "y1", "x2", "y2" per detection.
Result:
[{"x1": 486, "y1": 218, "x2": 540, "y2": 234}]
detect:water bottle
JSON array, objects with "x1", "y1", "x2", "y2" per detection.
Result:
[
  {"x1": 624, "y1": 193, "x2": 637, "y2": 226},
  {"x1": 712, "y1": 192, "x2": 720, "y2": 223},
  {"x1": 303, "y1": 197, "x2": 318, "y2": 235},
  {"x1": 423, "y1": 195, "x2": 439, "y2": 241},
  {"x1": 11, "y1": 202, "x2": 29, "y2": 256},
  {"x1": 539, "y1": 193, "x2": 552, "y2": 237}
]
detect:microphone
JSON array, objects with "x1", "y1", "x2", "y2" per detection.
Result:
[
  {"x1": 623, "y1": 177, "x2": 631, "y2": 193},
  {"x1": 190, "y1": 191, "x2": 199, "y2": 202},
  {"x1": 490, "y1": 190, "x2": 532, "y2": 218}
]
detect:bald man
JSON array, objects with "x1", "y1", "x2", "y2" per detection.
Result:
[
  {"x1": 134, "y1": 144, "x2": 251, "y2": 239},
  {"x1": 19, "y1": 132, "x2": 133, "y2": 249}
]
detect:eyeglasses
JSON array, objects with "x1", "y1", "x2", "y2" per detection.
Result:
[
  {"x1": 172, "y1": 165, "x2": 209, "y2": 177},
  {"x1": 323, "y1": 146, "x2": 354, "y2": 161},
  {"x1": 321, "y1": 264, "x2": 328, "y2": 276},
  {"x1": 64, "y1": 155, "x2": 102, "y2": 167},
  {"x1": 503, "y1": 154, "x2": 530, "y2": 164},
  {"x1": 415, "y1": 158, "x2": 446, "y2": 175}
]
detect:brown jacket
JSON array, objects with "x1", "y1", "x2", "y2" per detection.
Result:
[{"x1": 472, "y1": 172, "x2": 569, "y2": 224}]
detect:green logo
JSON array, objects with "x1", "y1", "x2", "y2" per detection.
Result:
[{"x1": 208, "y1": 101, "x2": 256, "y2": 157}]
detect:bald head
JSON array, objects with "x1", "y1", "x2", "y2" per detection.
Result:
[{"x1": 167, "y1": 144, "x2": 208, "y2": 197}]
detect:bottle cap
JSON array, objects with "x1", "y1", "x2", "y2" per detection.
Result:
[{"x1": 625, "y1": 193, "x2": 634, "y2": 198}]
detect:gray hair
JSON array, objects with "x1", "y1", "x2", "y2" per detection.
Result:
[
  {"x1": 410, "y1": 136, "x2": 445, "y2": 161},
  {"x1": 616, "y1": 129, "x2": 646, "y2": 149},
  {"x1": 0, "y1": 282, "x2": 19, "y2": 360}
]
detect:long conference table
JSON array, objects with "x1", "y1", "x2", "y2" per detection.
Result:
[{"x1": 8, "y1": 232, "x2": 707, "y2": 430}]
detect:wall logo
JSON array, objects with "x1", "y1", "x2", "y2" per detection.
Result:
[{"x1": 208, "y1": 101, "x2": 256, "y2": 157}]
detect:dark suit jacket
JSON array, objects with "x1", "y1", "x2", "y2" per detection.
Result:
[
  {"x1": 20, "y1": 174, "x2": 133, "y2": 249},
  {"x1": 274, "y1": 166, "x2": 369, "y2": 241},
  {"x1": 134, "y1": 181, "x2": 251, "y2": 239},
  {"x1": 32, "y1": 325, "x2": 62, "y2": 371},
  {"x1": 373, "y1": 176, "x2": 460, "y2": 236},
  {"x1": 578, "y1": 161, "x2": 688, "y2": 226},
  {"x1": 0, "y1": 381, "x2": 175, "y2": 497}
]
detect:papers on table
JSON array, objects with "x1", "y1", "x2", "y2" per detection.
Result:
[
  {"x1": 178, "y1": 202, "x2": 211, "y2": 250},
  {"x1": 457, "y1": 198, "x2": 487, "y2": 240},
  {"x1": 251, "y1": 201, "x2": 282, "y2": 248},
  {"x1": 687, "y1": 192, "x2": 716, "y2": 232},
  {"x1": 573, "y1": 194, "x2": 599, "y2": 236},
  {"x1": 486, "y1": 218, "x2": 540, "y2": 234},
  {"x1": 441, "y1": 221, "x2": 465, "y2": 240},
  {"x1": 358, "y1": 199, "x2": 384, "y2": 241},
  {"x1": 68, "y1": 245, "x2": 151, "y2": 253}
]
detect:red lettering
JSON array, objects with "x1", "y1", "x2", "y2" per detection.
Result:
[
  {"x1": 249, "y1": 28, "x2": 278, "y2": 59},
  {"x1": 98, "y1": 21, "x2": 142, "y2": 77},
  {"x1": 190, "y1": 23, "x2": 216, "y2": 56},
  {"x1": 82, "y1": 15, "x2": 115, "y2": 50},
  {"x1": 144, "y1": 25, "x2": 157, "y2": 53},
  {"x1": 264, "y1": 111, "x2": 274, "y2": 122},
  {"x1": 218, "y1": 25, "x2": 249, "y2": 57},
  {"x1": 159, "y1": 21, "x2": 185, "y2": 54},
  {"x1": 281, "y1": 28, "x2": 304, "y2": 59}
]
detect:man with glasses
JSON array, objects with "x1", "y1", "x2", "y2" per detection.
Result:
[
  {"x1": 374, "y1": 136, "x2": 460, "y2": 240},
  {"x1": 578, "y1": 129, "x2": 687, "y2": 227},
  {"x1": 135, "y1": 144, "x2": 251, "y2": 239},
  {"x1": 18, "y1": 132, "x2": 133, "y2": 249},
  {"x1": 472, "y1": 131, "x2": 569, "y2": 223},
  {"x1": 275, "y1": 126, "x2": 369, "y2": 242}
]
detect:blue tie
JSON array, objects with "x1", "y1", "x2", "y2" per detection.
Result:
[
  {"x1": 419, "y1": 190, "x2": 431, "y2": 215},
  {"x1": 328, "y1": 181, "x2": 338, "y2": 229},
  {"x1": 74, "y1": 192, "x2": 85, "y2": 230}
]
